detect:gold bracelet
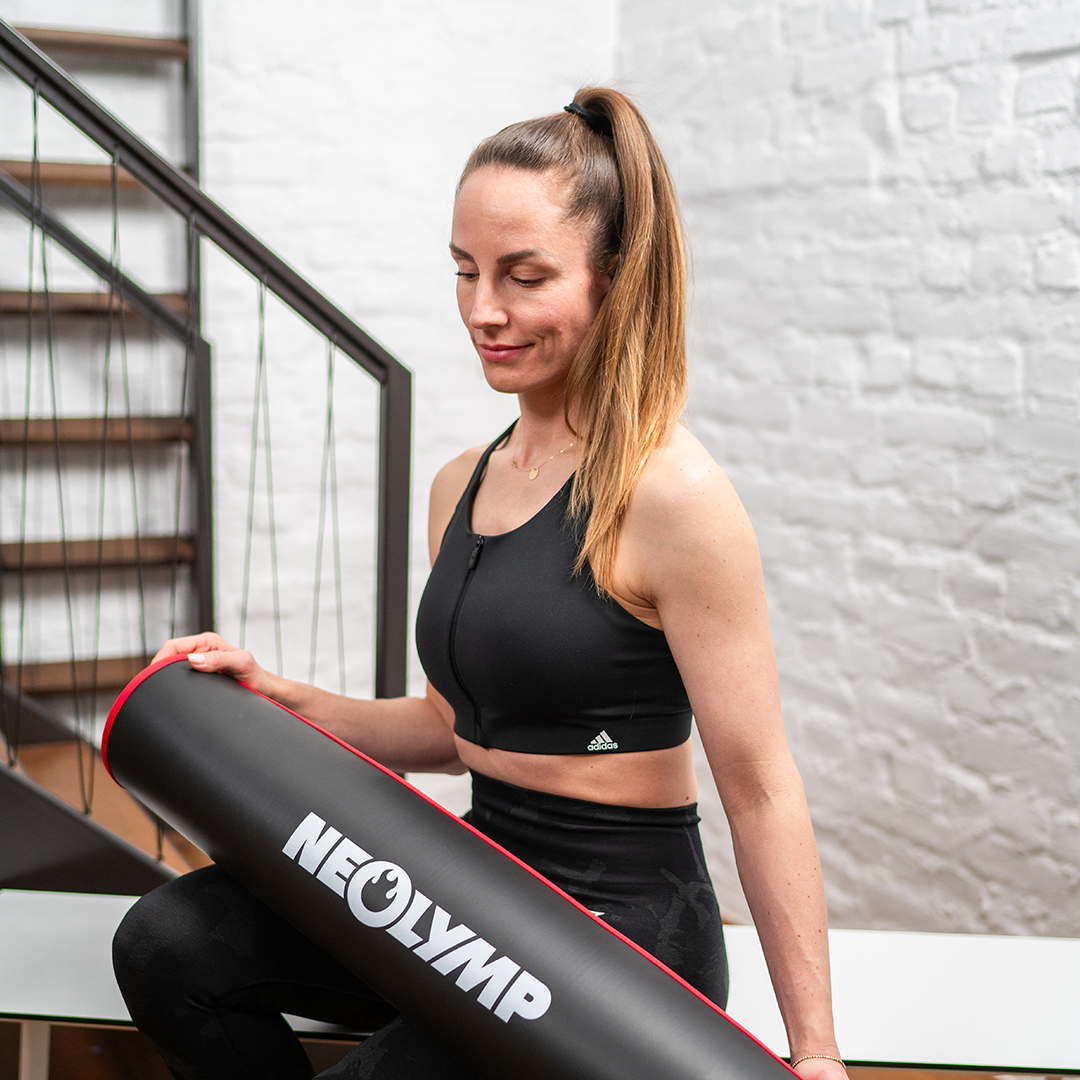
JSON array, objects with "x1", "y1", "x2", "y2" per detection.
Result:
[{"x1": 790, "y1": 1055, "x2": 846, "y2": 1070}]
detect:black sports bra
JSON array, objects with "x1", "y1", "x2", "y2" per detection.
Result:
[{"x1": 415, "y1": 426, "x2": 693, "y2": 755}]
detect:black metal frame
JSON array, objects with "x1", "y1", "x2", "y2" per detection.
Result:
[
  {"x1": 181, "y1": 0, "x2": 201, "y2": 186},
  {"x1": 0, "y1": 17, "x2": 412, "y2": 696}
]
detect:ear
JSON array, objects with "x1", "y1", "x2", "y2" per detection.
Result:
[{"x1": 595, "y1": 253, "x2": 621, "y2": 297}]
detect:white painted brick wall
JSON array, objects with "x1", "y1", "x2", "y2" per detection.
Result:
[
  {"x1": 623, "y1": 0, "x2": 1080, "y2": 934},
  {"x1": 7, "y1": 0, "x2": 1077, "y2": 936}
]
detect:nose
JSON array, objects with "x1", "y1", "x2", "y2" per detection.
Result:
[{"x1": 467, "y1": 278, "x2": 508, "y2": 331}]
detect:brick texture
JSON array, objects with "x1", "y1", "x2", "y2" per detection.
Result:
[
  {"x1": 623, "y1": 0, "x2": 1079, "y2": 934},
  {"x1": 6, "y1": 0, "x2": 1076, "y2": 936}
]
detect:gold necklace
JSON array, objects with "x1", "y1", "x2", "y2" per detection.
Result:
[{"x1": 511, "y1": 441, "x2": 574, "y2": 480}]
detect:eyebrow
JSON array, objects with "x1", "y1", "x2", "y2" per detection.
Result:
[{"x1": 449, "y1": 243, "x2": 552, "y2": 265}]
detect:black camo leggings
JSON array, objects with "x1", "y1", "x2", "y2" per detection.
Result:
[{"x1": 113, "y1": 772, "x2": 728, "y2": 1080}]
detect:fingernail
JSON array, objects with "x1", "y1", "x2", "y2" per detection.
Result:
[{"x1": 188, "y1": 653, "x2": 206, "y2": 664}]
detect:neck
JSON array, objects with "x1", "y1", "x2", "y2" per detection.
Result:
[{"x1": 513, "y1": 386, "x2": 575, "y2": 457}]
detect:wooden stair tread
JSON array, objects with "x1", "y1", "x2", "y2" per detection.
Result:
[
  {"x1": 13, "y1": 25, "x2": 190, "y2": 62},
  {"x1": 3, "y1": 655, "x2": 153, "y2": 695},
  {"x1": 1, "y1": 535, "x2": 194, "y2": 571},
  {"x1": 0, "y1": 288, "x2": 188, "y2": 317},
  {"x1": 0, "y1": 158, "x2": 141, "y2": 190},
  {"x1": 0, "y1": 415, "x2": 191, "y2": 445}
]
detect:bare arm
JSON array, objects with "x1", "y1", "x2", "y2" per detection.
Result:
[
  {"x1": 152, "y1": 632, "x2": 464, "y2": 774},
  {"x1": 620, "y1": 432, "x2": 844, "y2": 1080},
  {"x1": 149, "y1": 446, "x2": 487, "y2": 775}
]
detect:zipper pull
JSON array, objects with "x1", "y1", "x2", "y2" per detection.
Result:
[{"x1": 468, "y1": 536, "x2": 485, "y2": 570}]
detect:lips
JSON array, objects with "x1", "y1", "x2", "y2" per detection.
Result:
[{"x1": 476, "y1": 342, "x2": 531, "y2": 363}]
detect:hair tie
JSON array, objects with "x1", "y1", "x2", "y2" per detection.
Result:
[{"x1": 564, "y1": 102, "x2": 613, "y2": 139}]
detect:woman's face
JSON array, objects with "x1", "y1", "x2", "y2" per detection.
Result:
[{"x1": 451, "y1": 166, "x2": 613, "y2": 403}]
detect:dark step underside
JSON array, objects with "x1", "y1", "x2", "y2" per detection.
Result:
[
  {"x1": 2, "y1": 679, "x2": 76, "y2": 743},
  {"x1": 13, "y1": 25, "x2": 190, "y2": 62},
  {"x1": 0, "y1": 415, "x2": 191, "y2": 445},
  {"x1": 4, "y1": 655, "x2": 153, "y2": 695},
  {"x1": 0, "y1": 764, "x2": 173, "y2": 894},
  {"x1": 2, "y1": 535, "x2": 194, "y2": 571}
]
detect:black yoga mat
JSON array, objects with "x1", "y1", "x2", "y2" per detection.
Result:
[{"x1": 104, "y1": 656, "x2": 794, "y2": 1080}]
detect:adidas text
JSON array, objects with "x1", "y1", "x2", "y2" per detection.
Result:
[{"x1": 587, "y1": 730, "x2": 619, "y2": 752}]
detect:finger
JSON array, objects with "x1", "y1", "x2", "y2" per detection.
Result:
[
  {"x1": 152, "y1": 638, "x2": 192, "y2": 663},
  {"x1": 187, "y1": 649, "x2": 257, "y2": 679},
  {"x1": 153, "y1": 632, "x2": 236, "y2": 664}
]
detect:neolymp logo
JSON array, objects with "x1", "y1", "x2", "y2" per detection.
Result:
[{"x1": 282, "y1": 812, "x2": 552, "y2": 1023}]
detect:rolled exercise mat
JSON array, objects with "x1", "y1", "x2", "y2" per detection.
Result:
[{"x1": 103, "y1": 656, "x2": 795, "y2": 1080}]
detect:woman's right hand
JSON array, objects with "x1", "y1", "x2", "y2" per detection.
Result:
[{"x1": 152, "y1": 632, "x2": 276, "y2": 698}]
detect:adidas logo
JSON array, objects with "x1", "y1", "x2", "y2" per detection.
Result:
[{"x1": 587, "y1": 730, "x2": 619, "y2": 752}]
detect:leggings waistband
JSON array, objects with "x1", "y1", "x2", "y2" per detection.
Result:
[{"x1": 468, "y1": 769, "x2": 701, "y2": 830}]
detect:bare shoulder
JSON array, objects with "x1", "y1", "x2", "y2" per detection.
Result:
[
  {"x1": 630, "y1": 426, "x2": 748, "y2": 534},
  {"x1": 431, "y1": 444, "x2": 486, "y2": 507},
  {"x1": 619, "y1": 426, "x2": 761, "y2": 603},
  {"x1": 427, "y1": 444, "x2": 488, "y2": 564}
]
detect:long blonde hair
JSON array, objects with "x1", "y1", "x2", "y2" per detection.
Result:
[{"x1": 460, "y1": 88, "x2": 688, "y2": 595}]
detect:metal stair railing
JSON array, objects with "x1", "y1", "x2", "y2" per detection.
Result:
[{"x1": 0, "y1": 17, "x2": 413, "y2": 700}]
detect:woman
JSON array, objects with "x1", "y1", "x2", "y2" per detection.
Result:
[{"x1": 114, "y1": 88, "x2": 845, "y2": 1080}]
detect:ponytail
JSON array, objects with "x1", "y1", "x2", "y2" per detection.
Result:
[{"x1": 459, "y1": 88, "x2": 688, "y2": 596}]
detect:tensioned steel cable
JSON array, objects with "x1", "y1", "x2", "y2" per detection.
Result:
[
  {"x1": 329, "y1": 347, "x2": 346, "y2": 695},
  {"x1": 239, "y1": 278, "x2": 283, "y2": 675},
  {"x1": 167, "y1": 212, "x2": 197, "y2": 636},
  {"x1": 0, "y1": 185, "x2": 8, "y2": 761},
  {"x1": 89, "y1": 150, "x2": 126, "y2": 785},
  {"x1": 308, "y1": 341, "x2": 330, "y2": 685},
  {"x1": 113, "y1": 147, "x2": 149, "y2": 665},
  {"x1": 259, "y1": 291, "x2": 283, "y2": 675},
  {"x1": 238, "y1": 289, "x2": 261, "y2": 649},
  {"x1": 37, "y1": 118, "x2": 93, "y2": 813},
  {"x1": 9, "y1": 83, "x2": 43, "y2": 767},
  {"x1": 0, "y1": 141, "x2": 12, "y2": 758},
  {"x1": 309, "y1": 337, "x2": 347, "y2": 693},
  {"x1": 0, "y1": 130, "x2": 15, "y2": 761},
  {"x1": 88, "y1": 249, "x2": 114, "y2": 801}
]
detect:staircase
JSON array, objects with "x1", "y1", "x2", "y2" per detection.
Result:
[
  {"x1": 0, "y1": 11, "x2": 411, "y2": 897},
  {"x1": 1, "y1": 9, "x2": 207, "y2": 893}
]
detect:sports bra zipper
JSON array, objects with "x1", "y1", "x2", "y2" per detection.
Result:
[
  {"x1": 449, "y1": 536, "x2": 486, "y2": 745},
  {"x1": 467, "y1": 535, "x2": 485, "y2": 570}
]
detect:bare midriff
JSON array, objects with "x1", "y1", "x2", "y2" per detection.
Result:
[{"x1": 454, "y1": 736, "x2": 697, "y2": 808}]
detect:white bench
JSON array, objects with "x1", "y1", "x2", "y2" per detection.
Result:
[
  {"x1": 724, "y1": 924, "x2": 1080, "y2": 1073},
  {"x1": 2, "y1": 889, "x2": 1078, "y2": 1078},
  {"x1": 0, "y1": 889, "x2": 360, "y2": 1080}
]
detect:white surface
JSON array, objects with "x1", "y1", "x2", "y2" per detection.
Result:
[
  {"x1": 0, "y1": 888, "x2": 355, "y2": 1036},
  {"x1": 0, "y1": 890, "x2": 135, "y2": 1023},
  {"x1": 724, "y1": 924, "x2": 1080, "y2": 1071},
  {"x1": 3, "y1": 889, "x2": 1079, "y2": 1069}
]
